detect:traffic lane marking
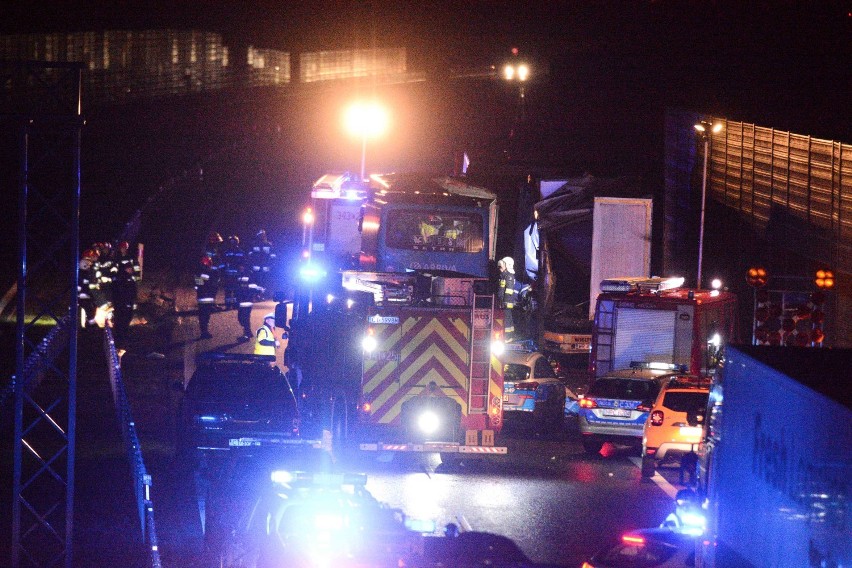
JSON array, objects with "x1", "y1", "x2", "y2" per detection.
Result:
[{"x1": 628, "y1": 457, "x2": 678, "y2": 499}]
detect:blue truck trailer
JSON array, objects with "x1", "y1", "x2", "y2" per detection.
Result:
[{"x1": 698, "y1": 344, "x2": 852, "y2": 568}]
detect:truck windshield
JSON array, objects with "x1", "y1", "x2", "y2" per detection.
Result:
[{"x1": 385, "y1": 210, "x2": 483, "y2": 253}]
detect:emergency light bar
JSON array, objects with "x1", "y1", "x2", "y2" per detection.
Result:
[
  {"x1": 271, "y1": 470, "x2": 368, "y2": 487},
  {"x1": 629, "y1": 361, "x2": 688, "y2": 373},
  {"x1": 600, "y1": 276, "x2": 685, "y2": 294}
]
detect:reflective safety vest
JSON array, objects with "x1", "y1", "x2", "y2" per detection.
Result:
[{"x1": 254, "y1": 323, "x2": 276, "y2": 356}]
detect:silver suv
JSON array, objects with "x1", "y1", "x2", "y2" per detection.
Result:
[{"x1": 578, "y1": 364, "x2": 686, "y2": 455}]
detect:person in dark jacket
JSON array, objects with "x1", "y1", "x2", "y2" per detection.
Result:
[
  {"x1": 111, "y1": 241, "x2": 141, "y2": 344},
  {"x1": 497, "y1": 256, "x2": 517, "y2": 341},
  {"x1": 194, "y1": 254, "x2": 218, "y2": 339},
  {"x1": 236, "y1": 263, "x2": 264, "y2": 341}
]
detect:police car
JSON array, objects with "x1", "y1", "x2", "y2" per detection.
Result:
[
  {"x1": 500, "y1": 346, "x2": 571, "y2": 433},
  {"x1": 578, "y1": 363, "x2": 689, "y2": 455}
]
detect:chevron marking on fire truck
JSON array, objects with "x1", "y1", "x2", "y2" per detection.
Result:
[{"x1": 363, "y1": 315, "x2": 472, "y2": 425}]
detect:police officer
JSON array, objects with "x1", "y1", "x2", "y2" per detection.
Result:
[
  {"x1": 249, "y1": 229, "x2": 276, "y2": 296},
  {"x1": 497, "y1": 256, "x2": 517, "y2": 341},
  {"x1": 111, "y1": 241, "x2": 141, "y2": 344},
  {"x1": 236, "y1": 262, "x2": 264, "y2": 341},
  {"x1": 221, "y1": 235, "x2": 244, "y2": 310},
  {"x1": 254, "y1": 312, "x2": 280, "y2": 358}
]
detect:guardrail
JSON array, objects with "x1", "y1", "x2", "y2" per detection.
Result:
[
  {"x1": 103, "y1": 326, "x2": 163, "y2": 568},
  {"x1": 1, "y1": 312, "x2": 72, "y2": 410}
]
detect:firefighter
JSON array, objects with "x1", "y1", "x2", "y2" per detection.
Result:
[
  {"x1": 236, "y1": 262, "x2": 264, "y2": 341},
  {"x1": 111, "y1": 241, "x2": 141, "y2": 344},
  {"x1": 91, "y1": 242, "x2": 114, "y2": 328},
  {"x1": 254, "y1": 312, "x2": 280, "y2": 358},
  {"x1": 249, "y1": 229, "x2": 276, "y2": 296},
  {"x1": 497, "y1": 256, "x2": 517, "y2": 341},
  {"x1": 221, "y1": 234, "x2": 244, "y2": 310},
  {"x1": 194, "y1": 254, "x2": 217, "y2": 339},
  {"x1": 77, "y1": 248, "x2": 100, "y2": 328}
]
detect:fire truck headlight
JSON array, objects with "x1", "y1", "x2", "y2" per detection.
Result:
[
  {"x1": 491, "y1": 339, "x2": 505, "y2": 356},
  {"x1": 362, "y1": 334, "x2": 378, "y2": 353},
  {"x1": 417, "y1": 410, "x2": 440, "y2": 434},
  {"x1": 299, "y1": 263, "x2": 326, "y2": 282}
]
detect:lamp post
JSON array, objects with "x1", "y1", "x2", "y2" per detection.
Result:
[
  {"x1": 693, "y1": 120, "x2": 723, "y2": 289},
  {"x1": 502, "y1": 55, "x2": 530, "y2": 122},
  {"x1": 344, "y1": 101, "x2": 389, "y2": 181}
]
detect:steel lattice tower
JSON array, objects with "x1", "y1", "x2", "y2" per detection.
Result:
[{"x1": 2, "y1": 61, "x2": 83, "y2": 568}]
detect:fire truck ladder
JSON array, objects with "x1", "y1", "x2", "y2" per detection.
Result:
[
  {"x1": 593, "y1": 299, "x2": 616, "y2": 376},
  {"x1": 469, "y1": 294, "x2": 494, "y2": 415}
]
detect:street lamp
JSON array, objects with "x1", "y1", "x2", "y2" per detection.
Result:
[
  {"x1": 502, "y1": 54, "x2": 530, "y2": 121},
  {"x1": 344, "y1": 101, "x2": 389, "y2": 181},
  {"x1": 693, "y1": 120, "x2": 723, "y2": 289}
]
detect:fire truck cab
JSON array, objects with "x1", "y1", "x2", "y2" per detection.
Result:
[{"x1": 590, "y1": 277, "x2": 738, "y2": 380}]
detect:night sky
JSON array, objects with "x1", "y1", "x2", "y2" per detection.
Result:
[{"x1": 2, "y1": 1, "x2": 851, "y2": 281}]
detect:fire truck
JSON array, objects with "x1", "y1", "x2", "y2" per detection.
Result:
[
  {"x1": 288, "y1": 173, "x2": 507, "y2": 457},
  {"x1": 589, "y1": 277, "x2": 738, "y2": 379}
]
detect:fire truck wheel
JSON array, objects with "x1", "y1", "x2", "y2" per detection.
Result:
[{"x1": 582, "y1": 437, "x2": 603, "y2": 455}]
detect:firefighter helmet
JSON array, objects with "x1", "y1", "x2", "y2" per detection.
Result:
[
  {"x1": 200, "y1": 255, "x2": 213, "y2": 268},
  {"x1": 82, "y1": 248, "x2": 98, "y2": 261},
  {"x1": 255, "y1": 229, "x2": 268, "y2": 242},
  {"x1": 118, "y1": 241, "x2": 130, "y2": 253},
  {"x1": 263, "y1": 312, "x2": 275, "y2": 323},
  {"x1": 499, "y1": 256, "x2": 515, "y2": 274},
  {"x1": 207, "y1": 231, "x2": 223, "y2": 245},
  {"x1": 228, "y1": 235, "x2": 240, "y2": 246}
]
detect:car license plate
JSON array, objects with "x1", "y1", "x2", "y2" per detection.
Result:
[
  {"x1": 229, "y1": 438, "x2": 260, "y2": 447},
  {"x1": 602, "y1": 409, "x2": 631, "y2": 418},
  {"x1": 679, "y1": 426, "x2": 703, "y2": 439}
]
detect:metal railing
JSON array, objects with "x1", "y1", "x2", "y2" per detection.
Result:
[{"x1": 102, "y1": 326, "x2": 163, "y2": 568}]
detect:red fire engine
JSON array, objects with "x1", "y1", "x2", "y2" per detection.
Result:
[{"x1": 590, "y1": 277, "x2": 738, "y2": 379}]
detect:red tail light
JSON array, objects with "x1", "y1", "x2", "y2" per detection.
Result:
[
  {"x1": 622, "y1": 534, "x2": 646, "y2": 545},
  {"x1": 650, "y1": 410, "x2": 664, "y2": 426},
  {"x1": 579, "y1": 398, "x2": 597, "y2": 409},
  {"x1": 517, "y1": 381, "x2": 540, "y2": 390}
]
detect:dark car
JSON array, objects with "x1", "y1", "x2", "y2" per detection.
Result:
[
  {"x1": 582, "y1": 527, "x2": 698, "y2": 568},
  {"x1": 177, "y1": 353, "x2": 303, "y2": 457}
]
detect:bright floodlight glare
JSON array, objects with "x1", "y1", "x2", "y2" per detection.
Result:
[
  {"x1": 517, "y1": 64, "x2": 529, "y2": 81},
  {"x1": 326, "y1": 293, "x2": 334, "y2": 304},
  {"x1": 346, "y1": 298, "x2": 354, "y2": 309},
  {"x1": 712, "y1": 122, "x2": 724, "y2": 133},
  {"x1": 417, "y1": 410, "x2": 440, "y2": 434},
  {"x1": 303, "y1": 208, "x2": 314, "y2": 225},
  {"x1": 362, "y1": 334, "x2": 378, "y2": 353},
  {"x1": 344, "y1": 102, "x2": 389, "y2": 139},
  {"x1": 491, "y1": 339, "x2": 505, "y2": 356},
  {"x1": 270, "y1": 470, "x2": 293, "y2": 485},
  {"x1": 711, "y1": 278, "x2": 722, "y2": 290},
  {"x1": 503, "y1": 64, "x2": 515, "y2": 81},
  {"x1": 709, "y1": 333, "x2": 721, "y2": 348},
  {"x1": 694, "y1": 123, "x2": 706, "y2": 133}
]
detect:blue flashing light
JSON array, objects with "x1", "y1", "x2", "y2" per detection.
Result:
[{"x1": 299, "y1": 263, "x2": 327, "y2": 282}]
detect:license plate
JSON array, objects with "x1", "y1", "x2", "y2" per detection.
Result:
[
  {"x1": 229, "y1": 438, "x2": 260, "y2": 447},
  {"x1": 679, "y1": 426, "x2": 703, "y2": 439},
  {"x1": 602, "y1": 409, "x2": 632, "y2": 418}
]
